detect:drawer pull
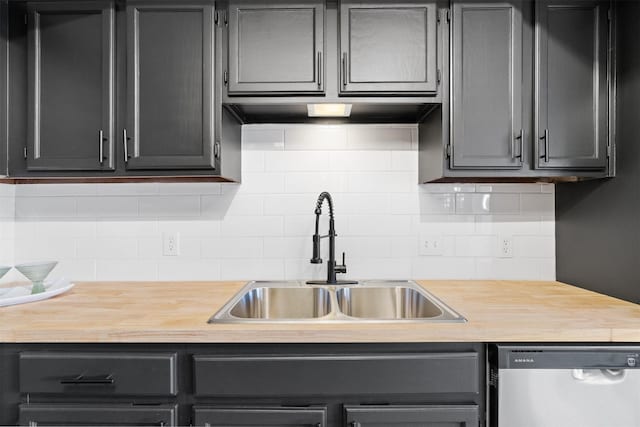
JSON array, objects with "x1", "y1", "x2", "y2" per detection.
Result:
[{"x1": 60, "y1": 374, "x2": 114, "y2": 385}]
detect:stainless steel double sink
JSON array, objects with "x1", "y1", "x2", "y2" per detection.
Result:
[{"x1": 208, "y1": 280, "x2": 466, "y2": 323}]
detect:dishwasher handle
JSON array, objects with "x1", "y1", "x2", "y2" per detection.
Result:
[{"x1": 572, "y1": 368, "x2": 626, "y2": 384}]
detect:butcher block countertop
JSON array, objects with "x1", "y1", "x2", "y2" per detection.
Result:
[{"x1": 1, "y1": 280, "x2": 640, "y2": 343}]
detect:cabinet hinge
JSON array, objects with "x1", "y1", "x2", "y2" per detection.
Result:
[
  {"x1": 445, "y1": 143, "x2": 452, "y2": 159},
  {"x1": 607, "y1": 143, "x2": 612, "y2": 158},
  {"x1": 23, "y1": 147, "x2": 27, "y2": 159},
  {"x1": 214, "y1": 141, "x2": 220, "y2": 159},
  {"x1": 223, "y1": 70, "x2": 228, "y2": 86}
]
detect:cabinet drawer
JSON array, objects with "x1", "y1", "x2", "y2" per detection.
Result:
[
  {"x1": 193, "y1": 406, "x2": 327, "y2": 427},
  {"x1": 193, "y1": 352, "x2": 479, "y2": 397},
  {"x1": 344, "y1": 404, "x2": 478, "y2": 427},
  {"x1": 19, "y1": 352, "x2": 177, "y2": 396},
  {"x1": 19, "y1": 403, "x2": 178, "y2": 427}
]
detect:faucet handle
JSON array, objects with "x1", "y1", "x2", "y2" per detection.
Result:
[{"x1": 335, "y1": 252, "x2": 347, "y2": 274}]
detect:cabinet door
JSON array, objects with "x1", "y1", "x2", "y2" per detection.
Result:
[
  {"x1": 193, "y1": 406, "x2": 327, "y2": 427},
  {"x1": 340, "y1": 1, "x2": 437, "y2": 94},
  {"x1": 451, "y1": 1, "x2": 524, "y2": 169},
  {"x1": 535, "y1": 0, "x2": 609, "y2": 170},
  {"x1": 125, "y1": 2, "x2": 216, "y2": 171},
  {"x1": 227, "y1": 0, "x2": 324, "y2": 94},
  {"x1": 26, "y1": 1, "x2": 115, "y2": 171},
  {"x1": 19, "y1": 404, "x2": 178, "y2": 426},
  {"x1": 344, "y1": 405, "x2": 478, "y2": 427}
]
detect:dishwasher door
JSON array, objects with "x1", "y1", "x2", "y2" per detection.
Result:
[{"x1": 491, "y1": 345, "x2": 640, "y2": 427}]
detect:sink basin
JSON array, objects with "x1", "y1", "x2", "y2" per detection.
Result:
[
  {"x1": 208, "y1": 280, "x2": 465, "y2": 323},
  {"x1": 228, "y1": 286, "x2": 331, "y2": 320},
  {"x1": 336, "y1": 286, "x2": 443, "y2": 319}
]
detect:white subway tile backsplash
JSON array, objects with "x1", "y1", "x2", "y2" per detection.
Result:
[
  {"x1": 329, "y1": 151, "x2": 391, "y2": 172},
  {"x1": 1, "y1": 125, "x2": 554, "y2": 282},
  {"x1": 77, "y1": 197, "x2": 138, "y2": 218},
  {"x1": 515, "y1": 236, "x2": 555, "y2": 258},
  {"x1": 158, "y1": 260, "x2": 219, "y2": 281},
  {"x1": 520, "y1": 193, "x2": 555, "y2": 215},
  {"x1": 347, "y1": 126, "x2": 414, "y2": 150},
  {"x1": 220, "y1": 216, "x2": 284, "y2": 237},
  {"x1": 347, "y1": 215, "x2": 412, "y2": 236},
  {"x1": 285, "y1": 126, "x2": 347, "y2": 150},
  {"x1": 139, "y1": 196, "x2": 200, "y2": 218},
  {"x1": 455, "y1": 193, "x2": 520, "y2": 215},
  {"x1": 242, "y1": 125, "x2": 285, "y2": 150},
  {"x1": 419, "y1": 193, "x2": 455, "y2": 214},
  {"x1": 348, "y1": 172, "x2": 416, "y2": 193},
  {"x1": 220, "y1": 258, "x2": 285, "y2": 281},
  {"x1": 76, "y1": 238, "x2": 138, "y2": 260},
  {"x1": 265, "y1": 151, "x2": 330, "y2": 172},
  {"x1": 16, "y1": 197, "x2": 77, "y2": 218},
  {"x1": 95, "y1": 260, "x2": 158, "y2": 281},
  {"x1": 284, "y1": 172, "x2": 347, "y2": 194},
  {"x1": 201, "y1": 237, "x2": 263, "y2": 259}
]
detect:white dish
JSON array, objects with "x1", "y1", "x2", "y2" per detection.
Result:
[{"x1": 0, "y1": 278, "x2": 74, "y2": 308}]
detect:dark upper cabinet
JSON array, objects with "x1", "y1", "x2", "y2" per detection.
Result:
[
  {"x1": 26, "y1": 1, "x2": 115, "y2": 172},
  {"x1": 535, "y1": 0, "x2": 609, "y2": 170},
  {"x1": 227, "y1": 0, "x2": 325, "y2": 95},
  {"x1": 193, "y1": 406, "x2": 328, "y2": 427},
  {"x1": 124, "y1": 1, "x2": 217, "y2": 171},
  {"x1": 344, "y1": 405, "x2": 479, "y2": 427},
  {"x1": 450, "y1": 0, "x2": 524, "y2": 169},
  {"x1": 339, "y1": 0, "x2": 438, "y2": 94}
]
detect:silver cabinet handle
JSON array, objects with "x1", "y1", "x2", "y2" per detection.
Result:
[
  {"x1": 99, "y1": 130, "x2": 104, "y2": 165},
  {"x1": 540, "y1": 128, "x2": 549, "y2": 162},
  {"x1": 342, "y1": 52, "x2": 348, "y2": 88},
  {"x1": 317, "y1": 51, "x2": 322, "y2": 88},
  {"x1": 123, "y1": 128, "x2": 129, "y2": 163}
]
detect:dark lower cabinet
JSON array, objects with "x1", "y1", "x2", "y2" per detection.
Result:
[
  {"x1": 344, "y1": 405, "x2": 479, "y2": 427},
  {"x1": 18, "y1": 404, "x2": 178, "y2": 426},
  {"x1": 26, "y1": 0, "x2": 115, "y2": 172},
  {"x1": 193, "y1": 406, "x2": 328, "y2": 427}
]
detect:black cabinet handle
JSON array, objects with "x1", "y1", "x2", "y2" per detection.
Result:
[
  {"x1": 60, "y1": 374, "x2": 114, "y2": 385},
  {"x1": 514, "y1": 129, "x2": 524, "y2": 161}
]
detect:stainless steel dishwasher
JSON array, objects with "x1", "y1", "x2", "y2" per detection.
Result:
[{"x1": 489, "y1": 345, "x2": 640, "y2": 427}]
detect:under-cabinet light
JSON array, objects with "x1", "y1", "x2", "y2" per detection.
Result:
[{"x1": 307, "y1": 103, "x2": 353, "y2": 117}]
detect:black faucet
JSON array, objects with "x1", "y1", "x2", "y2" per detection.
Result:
[{"x1": 306, "y1": 192, "x2": 358, "y2": 285}]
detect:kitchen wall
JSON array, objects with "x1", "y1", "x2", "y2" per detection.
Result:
[{"x1": 1, "y1": 124, "x2": 555, "y2": 282}]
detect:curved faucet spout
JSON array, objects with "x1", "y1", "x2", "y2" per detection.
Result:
[{"x1": 307, "y1": 191, "x2": 357, "y2": 285}]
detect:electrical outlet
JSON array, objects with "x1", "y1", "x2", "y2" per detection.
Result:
[
  {"x1": 419, "y1": 235, "x2": 443, "y2": 256},
  {"x1": 498, "y1": 235, "x2": 513, "y2": 258},
  {"x1": 163, "y1": 232, "x2": 180, "y2": 256}
]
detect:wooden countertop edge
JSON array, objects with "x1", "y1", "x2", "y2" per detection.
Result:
[{"x1": 0, "y1": 280, "x2": 638, "y2": 343}]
